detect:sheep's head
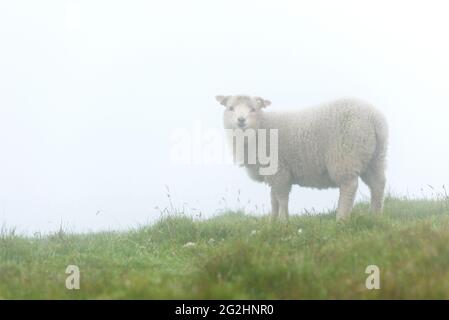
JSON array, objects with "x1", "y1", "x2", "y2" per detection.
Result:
[{"x1": 215, "y1": 95, "x2": 271, "y2": 130}]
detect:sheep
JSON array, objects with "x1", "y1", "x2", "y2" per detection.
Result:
[{"x1": 215, "y1": 95, "x2": 388, "y2": 221}]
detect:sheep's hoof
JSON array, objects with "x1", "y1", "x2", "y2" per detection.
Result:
[
  {"x1": 336, "y1": 214, "x2": 351, "y2": 222},
  {"x1": 269, "y1": 214, "x2": 289, "y2": 224}
]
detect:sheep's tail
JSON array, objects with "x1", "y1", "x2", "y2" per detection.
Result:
[{"x1": 371, "y1": 112, "x2": 389, "y2": 169}]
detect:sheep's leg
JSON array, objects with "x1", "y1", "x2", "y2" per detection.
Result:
[
  {"x1": 370, "y1": 178, "x2": 386, "y2": 214},
  {"x1": 269, "y1": 170, "x2": 292, "y2": 222},
  {"x1": 270, "y1": 189, "x2": 280, "y2": 220},
  {"x1": 361, "y1": 168, "x2": 386, "y2": 215},
  {"x1": 271, "y1": 186, "x2": 291, "y2": 222},
  {"x1": 277, "y1": 193, "x2": 289, "y2": 221},
  {"x1": 336, "y1": 177, "x2": 358, "y2": 221}
]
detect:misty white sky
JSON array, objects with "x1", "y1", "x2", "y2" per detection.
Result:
[{"x1": 1, "y1": 0, "x2": 449, "y2": 234}]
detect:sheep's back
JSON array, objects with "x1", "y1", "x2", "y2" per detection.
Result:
[{"x1": 263, "y1": 98, "x2": 385, "y2": 188}]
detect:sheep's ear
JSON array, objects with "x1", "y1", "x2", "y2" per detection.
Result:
[
  {"x1": 254, "y1": 97, "x2": 271, "y2": 108},
  {"x1": 215, "y1": 95, "x2": 230, "y2": 107}
]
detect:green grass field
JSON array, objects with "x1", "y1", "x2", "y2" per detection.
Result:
[{"x1": 2, "y1": 196, "x2": 449, "y2": 299}]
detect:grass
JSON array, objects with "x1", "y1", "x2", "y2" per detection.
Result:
[{"x1": 2, "y1": 196, "x2": 449, "y2": 299}]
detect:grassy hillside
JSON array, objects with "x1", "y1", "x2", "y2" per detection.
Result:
[{"x1": 2, "y1": 197, "x2": 449, "y2": 299}]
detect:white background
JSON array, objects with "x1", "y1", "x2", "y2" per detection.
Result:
[{"x1": 1, "y1": 0, "x2": 448, "y2": 233}]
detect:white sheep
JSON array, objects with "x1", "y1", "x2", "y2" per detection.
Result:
[{"x1": 215, "y1": 95, "x2": 388, "y2": 221}]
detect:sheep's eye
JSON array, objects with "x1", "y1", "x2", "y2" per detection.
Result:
[{"x1": 228, "y1": 107, "x2": 234, "y2": 111}]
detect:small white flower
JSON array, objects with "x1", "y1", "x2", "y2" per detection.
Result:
[
  {"x1": 297, "y1": 228, "x2": 303, "y2": 234},
  {"x1": 250, "y1": 230, "x2": 258, "y2": 236},
  {"x1": 183, "y1": 242, "x2": 196, "y2": 248},
  {"x1": 208, "y1": 238, "x2": 215, "y2": 245}
]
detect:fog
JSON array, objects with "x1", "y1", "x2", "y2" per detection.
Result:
[{"x1": 1, "y1": 0, "x2": 449, "y2": 233}]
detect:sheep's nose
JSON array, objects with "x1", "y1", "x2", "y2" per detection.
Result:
[{"x1": 238, "y1": 117, "x2": 246, "y2": 124}]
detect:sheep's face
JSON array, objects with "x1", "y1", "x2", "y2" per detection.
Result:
[{"x1": 215, "y1": 95, "x2": 271, "y2": 130}]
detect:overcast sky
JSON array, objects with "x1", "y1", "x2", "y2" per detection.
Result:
[{"x1": 1, "y1": 0, "x2": 449, "y2": 234}]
